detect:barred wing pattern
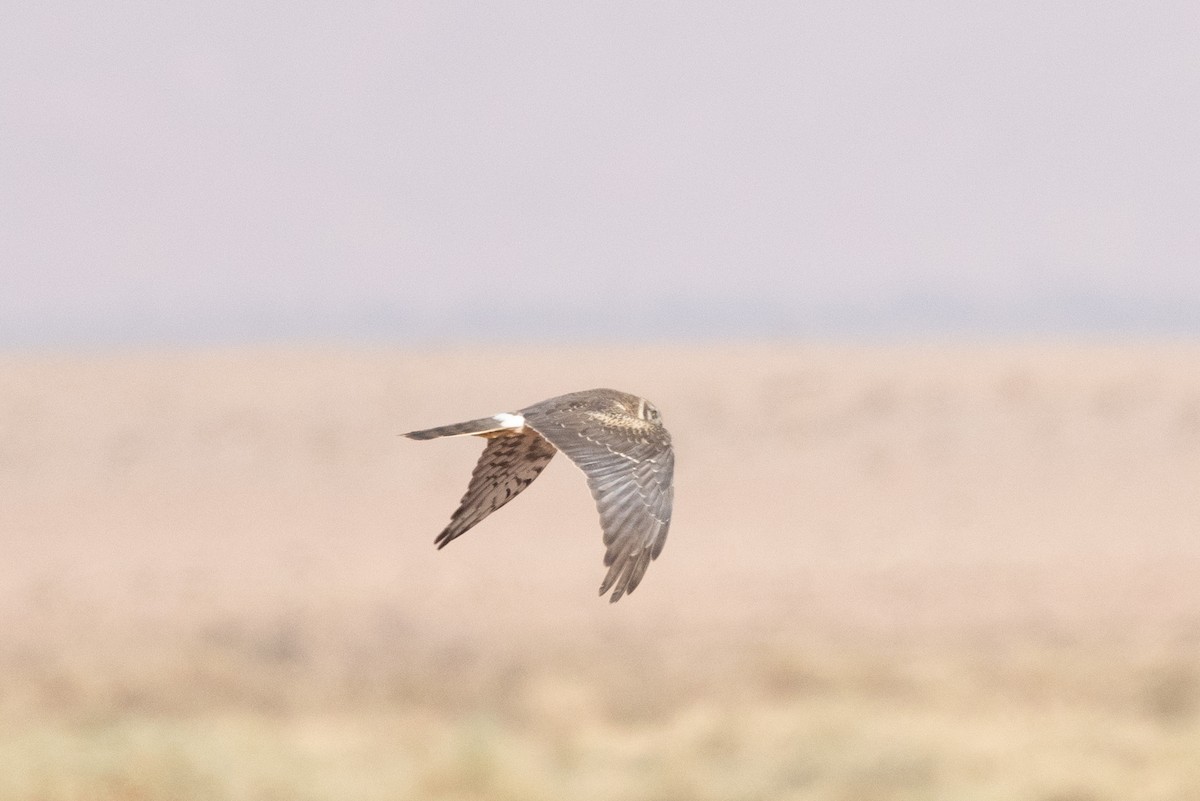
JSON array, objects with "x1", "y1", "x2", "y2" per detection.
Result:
[
  {"x1": 433, "y1": 430, "x2": 557, "y2": 549},
  {"x1": 522, "y1": 405, "x2": 674, "y2": 602}
]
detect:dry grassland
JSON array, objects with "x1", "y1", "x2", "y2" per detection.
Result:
[{"x1": 1, "y1": 343, "x2": 1199, "y2": 800}]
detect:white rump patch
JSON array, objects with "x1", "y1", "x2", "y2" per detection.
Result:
[{"x1": 493, "y1": 413, "x2": 525, "y2": 429}]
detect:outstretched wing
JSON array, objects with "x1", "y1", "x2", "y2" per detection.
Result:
[
  {"x1": 433, "y1": 430, "x2": 557, "y2": 548},
  {"x1": 522, "y1": 408, "x2": 673, "y2": 602}
]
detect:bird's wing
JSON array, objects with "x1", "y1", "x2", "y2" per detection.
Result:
[
  {"x1": 433, "y1": 429, "x2": 557, "y2": 548},
  {"x1": 521, "y1": 408, "x2": 674, "y2": 602}
]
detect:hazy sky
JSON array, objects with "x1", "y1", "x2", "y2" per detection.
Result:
[{"x1": 3, "y1": 2, "x2": 1198, "y2": 345}]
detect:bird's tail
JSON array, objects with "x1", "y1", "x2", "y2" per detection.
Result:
[{"x1": 403, "y1": 416, "x2": 513, "y2": 440}]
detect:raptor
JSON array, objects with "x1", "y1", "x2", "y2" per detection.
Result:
[{"x1": 404, "y1": 388, "x2": 675, "y2": 602}]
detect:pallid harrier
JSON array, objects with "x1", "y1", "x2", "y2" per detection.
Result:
[{"x1": 404, "y1": 388, "x2": 674, "y2": 602}]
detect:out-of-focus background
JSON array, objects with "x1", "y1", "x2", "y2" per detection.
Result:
[{"x1": 3, "y1": 3, "x2": 1199, "y2": 800}]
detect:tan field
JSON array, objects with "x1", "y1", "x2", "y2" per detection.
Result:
[{"x1": 2, "y1": 343, "x2": 1199, "y2": 800}]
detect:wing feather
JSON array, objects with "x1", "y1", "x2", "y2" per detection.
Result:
[
  {"x1": 433, "y1": 430, "x2": 557, "y2": 548},
  {"x1": 521, "y1": 407, "x2": 674, "y2": 602}
]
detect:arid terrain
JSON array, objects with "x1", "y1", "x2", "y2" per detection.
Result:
[{"x1": 2, "y1": 343, "x2": 1199, "y2": 800}]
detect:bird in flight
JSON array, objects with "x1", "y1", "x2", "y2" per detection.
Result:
[{"x1": 403, "y1": 388, "x2": 674, "y2": 602}]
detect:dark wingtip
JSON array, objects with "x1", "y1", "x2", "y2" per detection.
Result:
[{"x1": 602, "y1": 576, "x2": 631, "y2": 603}]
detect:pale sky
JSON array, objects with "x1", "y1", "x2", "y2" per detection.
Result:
[{"x1": 3, "y1": 2, "x2": 1198, "y2": 345}]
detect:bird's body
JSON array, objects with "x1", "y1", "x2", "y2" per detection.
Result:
[{"x1": 403, "y1": 388, "x2": 674, "y2": 602}]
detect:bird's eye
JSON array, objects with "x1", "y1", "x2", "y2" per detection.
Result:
[{"x1": 645, "y1": 404, "x2": 659, "y2": 422}]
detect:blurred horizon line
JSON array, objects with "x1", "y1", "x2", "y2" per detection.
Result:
[{"x1": 4, "y1": 288, "x2": 1199, "y2": 350}]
